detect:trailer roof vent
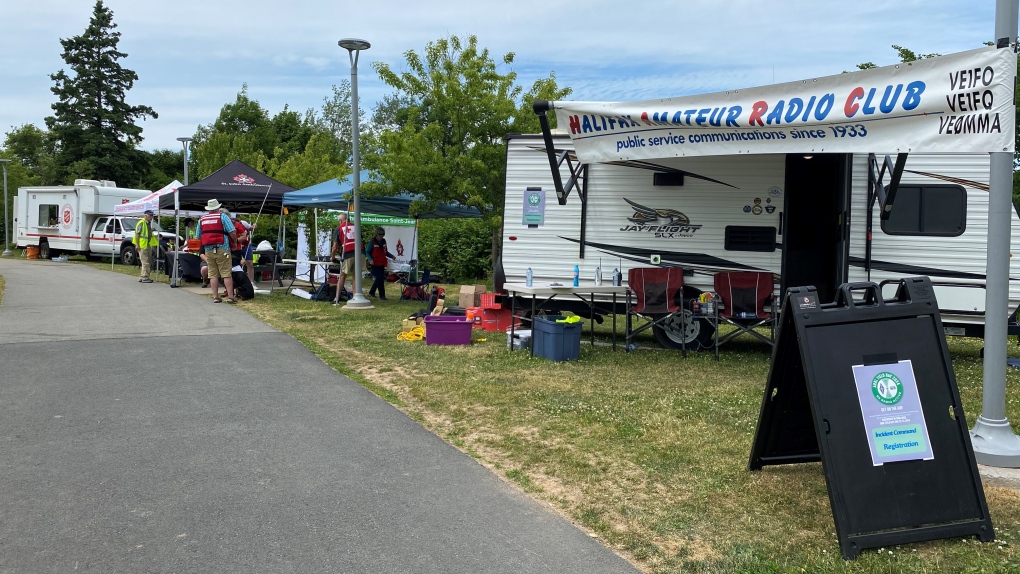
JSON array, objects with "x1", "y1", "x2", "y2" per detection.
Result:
[{"x1": 74, "y1": 179, "x2": 103, "y2": 186}]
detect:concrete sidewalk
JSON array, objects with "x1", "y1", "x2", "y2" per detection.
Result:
[{"x1": 0, "y1": 258, "x2": 637, "y2": 573}]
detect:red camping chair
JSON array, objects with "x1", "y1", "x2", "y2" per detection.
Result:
[
  {"x1": 625, "y1": 267, "x2": 687, "y2": 352},
  {"x1": 713, "y1": 272, "x2": 777, "y2": 348},
  {"x1": 399, "y1": 268, "x2": 431, "y2": 302}
]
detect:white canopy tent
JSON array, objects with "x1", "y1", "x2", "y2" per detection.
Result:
[{"x1": 114, "y1": 180, "x2": 183, "y2": 215}]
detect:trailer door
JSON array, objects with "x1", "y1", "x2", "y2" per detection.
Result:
[{"x1": 781, "y1": 153, "x2": 850, "y2": 303}]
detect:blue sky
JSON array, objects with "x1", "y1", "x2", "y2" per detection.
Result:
[{"x1": 0, "y1": 0, "x2": 999, "y2": 152}]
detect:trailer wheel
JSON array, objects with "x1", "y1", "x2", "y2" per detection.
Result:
[
  {"x1": 121, "y1": 244, "x2": 138, "y2": 266},
  {"x1": 38, "y1": 240, "x2": 50, "y2": 260},
  {"x1": 652, "y1": 311, "x2": 716, "y2": 351}
]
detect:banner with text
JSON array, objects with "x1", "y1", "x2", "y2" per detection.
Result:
[{"x1": 552, "y1": 47, "x2": 1015, "y2": 163}]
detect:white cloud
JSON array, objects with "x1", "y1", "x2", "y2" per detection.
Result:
[{"x1": 0, "y1": 0, "x2": 1004, "y2": 155}]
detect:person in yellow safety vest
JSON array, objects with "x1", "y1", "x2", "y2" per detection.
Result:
[{"x1": 135, "y1": 209, "x2": 158, "y2": 284}]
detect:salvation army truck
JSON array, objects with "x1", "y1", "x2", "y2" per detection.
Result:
[{"x1": 14, "y1": 180, "x2": 173, "y2": 263}]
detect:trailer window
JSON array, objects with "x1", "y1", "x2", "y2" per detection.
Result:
[
  {"x1": 725, "y1": 226, "x2": 777, "y2": 252},
  {"x1": 38, "y1": 204, "x2": 58, "y2": 227},
  {"x1": 881, "y1": 185, "x2": 966, "y2": 236}
]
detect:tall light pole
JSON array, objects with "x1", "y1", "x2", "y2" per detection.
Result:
[
  {"x1": 171, "y1": 137, "x2": 192, "y2": 287},
  {"x1": 970, "y1": 0, "x2": 1020, "y2": 467},
  {"x1": 177, "y1": 137, "x2": 192, "y2": 185},
  {"x1": 1, "y1": 159, "x2": 11, "y2": 256},
  {"x1": 339, "y1": 38, "x2": 373, "y2": 309}
]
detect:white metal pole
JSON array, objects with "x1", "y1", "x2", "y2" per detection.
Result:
[
  {"x1": 971, "y1": 0, "x2": 1020, "y2": 467},
  {"x1": 1, "y1": 159, "x2": 11, "y2": 256},
  {"x1": 339, "y1": 38, "x2": 373, "y2": 309}
]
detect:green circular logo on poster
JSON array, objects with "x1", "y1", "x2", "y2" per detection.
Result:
[
  {"x1": 528, "y1": 193, "x2": 541, "y2": 206},
  {"x1": 871, "y1": 372, "x2": 904, "y2": 405}
]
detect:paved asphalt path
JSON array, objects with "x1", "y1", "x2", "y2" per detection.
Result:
[{"x1": 0, "y1": 259, "x2": 636, "y2": 574}]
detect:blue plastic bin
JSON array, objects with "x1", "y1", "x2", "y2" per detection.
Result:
[{"x1": 533, "y1": 315, "x2": 583, "y2": 361}]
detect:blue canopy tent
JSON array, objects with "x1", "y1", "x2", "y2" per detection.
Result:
[
  {"x1": 284, "y1": 172, "x2": 482, "y2": 287},
  {"x1": 282, "y1": 171, "x2": 482, "y2": 219}
]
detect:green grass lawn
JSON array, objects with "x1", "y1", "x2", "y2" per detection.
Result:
[
  {"x1": 6, "y1": 255, "x2": 1020, "y2": 573},
  {"x1": 236, "y1": 285, "x2": 1020, "y2": 574}
]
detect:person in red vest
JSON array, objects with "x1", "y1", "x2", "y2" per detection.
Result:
[
  {"x1": 365, "y1": 227, "x2": 396, "y2": 299},
  {"x1": 196, "y1": 199, "x2": 237, "y2": 303},
  {"x1": 329, "y1": 212, "x2": 357, "y2": 305}
]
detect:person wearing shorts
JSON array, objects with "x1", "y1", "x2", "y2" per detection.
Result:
[
  {"x1": 330, "y1": 212, "x2": 357, "y2": 304},
  {"x1": 197, "y1": 199, "x2": 237, "y2": 303}
]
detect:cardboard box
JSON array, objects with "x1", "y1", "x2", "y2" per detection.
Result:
[
  {"x1": 402, "y1": 319, "x2": 416, "y2": 332},
  {"x1": 458, "y1": 285, "x2": 487, "y2": 308}
]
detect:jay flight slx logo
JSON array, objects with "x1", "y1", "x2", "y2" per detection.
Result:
[{"x1": 620, "y1": 198, "x2": 702, "y2": 238}]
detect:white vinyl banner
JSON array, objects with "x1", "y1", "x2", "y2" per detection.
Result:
[{"x1": 552, "y1": 47, "x2": 1016, "y2": 163}]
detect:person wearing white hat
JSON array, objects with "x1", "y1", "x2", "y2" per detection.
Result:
[{"x1": 197, "y1": 199, "x2": 238, "y2": 303}]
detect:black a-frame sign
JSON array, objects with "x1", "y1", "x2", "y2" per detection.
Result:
[{"x1": 749, "y1": 277, "x2": 994, "y2": 559}]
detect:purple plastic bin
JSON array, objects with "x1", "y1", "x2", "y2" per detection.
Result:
[{"x1": 424, "y1": 315, "x2": 472, "y2": 346}]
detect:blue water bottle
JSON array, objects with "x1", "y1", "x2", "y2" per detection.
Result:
[
  {"x1": 573, "y1": 265, "x2": 579, "y2": 287},
  {"x1": 526, "y1": 267, "x2": 533, "y2": 287}
]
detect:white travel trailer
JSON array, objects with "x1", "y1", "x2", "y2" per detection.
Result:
[
  {"x1": 14, "y1": 180, "x2": 171, "y2": 263},
  {"x1": 500, "y1": 134, "x2": 1020, "y2": 350}
]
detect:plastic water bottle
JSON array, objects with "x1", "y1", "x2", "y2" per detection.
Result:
[
  {"x1": 594, "y1": 265, "x2": 602, "y2": 286},
  {"x1": 612, "y1": 268, "x2": 621, "y2": 286},
  {"x1": 525, "y1": 267, "x2": 533, "y2": 287},
  {"x1": 573, "y1": 265, "x2": 579, "y2": 287}
]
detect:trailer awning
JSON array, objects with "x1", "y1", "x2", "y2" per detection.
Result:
[{"x1": 542, "y1": 46, "x2": 1015, "y2": 165}]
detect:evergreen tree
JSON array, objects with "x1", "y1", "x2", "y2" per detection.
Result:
[{"x1": 45, "y1": 0, "x2": 156, "y2": 187}]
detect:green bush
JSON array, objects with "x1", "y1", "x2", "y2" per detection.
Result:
[{"x1": 418, "y1": 218, "x2": 493, "y2": 282}]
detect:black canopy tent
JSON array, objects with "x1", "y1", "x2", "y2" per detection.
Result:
[
  {"x1": 161, "y1": 159, "x2": 297, "y2": 213},
  {"x1": 158, "y1": 159, "x2": 297, "y2": 288}
]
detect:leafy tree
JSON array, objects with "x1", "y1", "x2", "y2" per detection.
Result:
[
  {"x1": 0, "y1": 148, "x2": 41, "y2": 246},
  {"x1": 195, "y1": 84, "x2": 277, "y2": 169},
  {"x1": 417, "y1": 218, "x2": 493, "y2": 282},
  {"x1": 45, "y1": 0, "x2": 156, "y2": 187},
  {"x1": 271, "y1": 105, "x2": 316, "y2": 161},
  {"x1": 271, "y1": 133, "x2": 349, "y2": 190},
  {"x1": 317, "y1": 82, "x2": 358, "y2": 164},
  {"x1": 855, "y1": 45, "x2": 941, "y2": 70},
  {"x1": 3, "y1": 125, "x2": 60, "y2": 185},
  {"x1": 141, "y1": 148, "x2": 184, "y2": 190},
  {"x1": 368, "y1": 35, "x2": 571, "y2": 269}
]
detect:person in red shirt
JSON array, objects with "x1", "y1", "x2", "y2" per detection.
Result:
[{"x1": 365, "y1": 227, "x2": 396, "y2": 299}]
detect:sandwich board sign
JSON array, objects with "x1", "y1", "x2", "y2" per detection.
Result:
[{"x1": 748, "y1": 277, "x2": 993, "y2": 559}]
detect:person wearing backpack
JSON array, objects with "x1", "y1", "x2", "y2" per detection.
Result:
[{"x1": 365, "y1": 227, "x2": 396, "y2": 300}]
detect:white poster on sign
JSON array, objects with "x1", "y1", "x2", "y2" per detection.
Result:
[{"x1": 551, "y1": 47, "x2": 1015, "y2": 163}]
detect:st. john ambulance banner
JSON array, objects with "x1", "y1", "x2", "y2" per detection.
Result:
[{"x1": 552, "y1": 47, "x2": 1015, "y2": 163}]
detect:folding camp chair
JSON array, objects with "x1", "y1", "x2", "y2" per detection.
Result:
[
  {"x1": 625, "y1": 267, "x2": 686, "y2": 353},
  {"x1": 713, "y1": 271, "x2": 777, "y2": 349},
  {"x1": 399, "y1": 268, "x2": 431, "y2": 302}
]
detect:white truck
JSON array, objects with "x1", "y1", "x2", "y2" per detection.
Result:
[
  {"x1": 14, "y1": 180, "x2": 177, "y2": 264},
  {"x1": 501, "y1": 134, "x2": 1020, "y2": 349}
]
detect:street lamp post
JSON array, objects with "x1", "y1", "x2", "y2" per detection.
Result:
[
  {"x1": 338, "y1": 38, "x2": 373, "y2": 309},
  {"x1": 177, "y1": 137, "x2": 192, "y2": 186},
  {"x1": 170, "y1": 137, "x2": 192, "y2": 287},
  {"x1": 1, "y1": 158, "x2": 11, "y2": 256}
]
